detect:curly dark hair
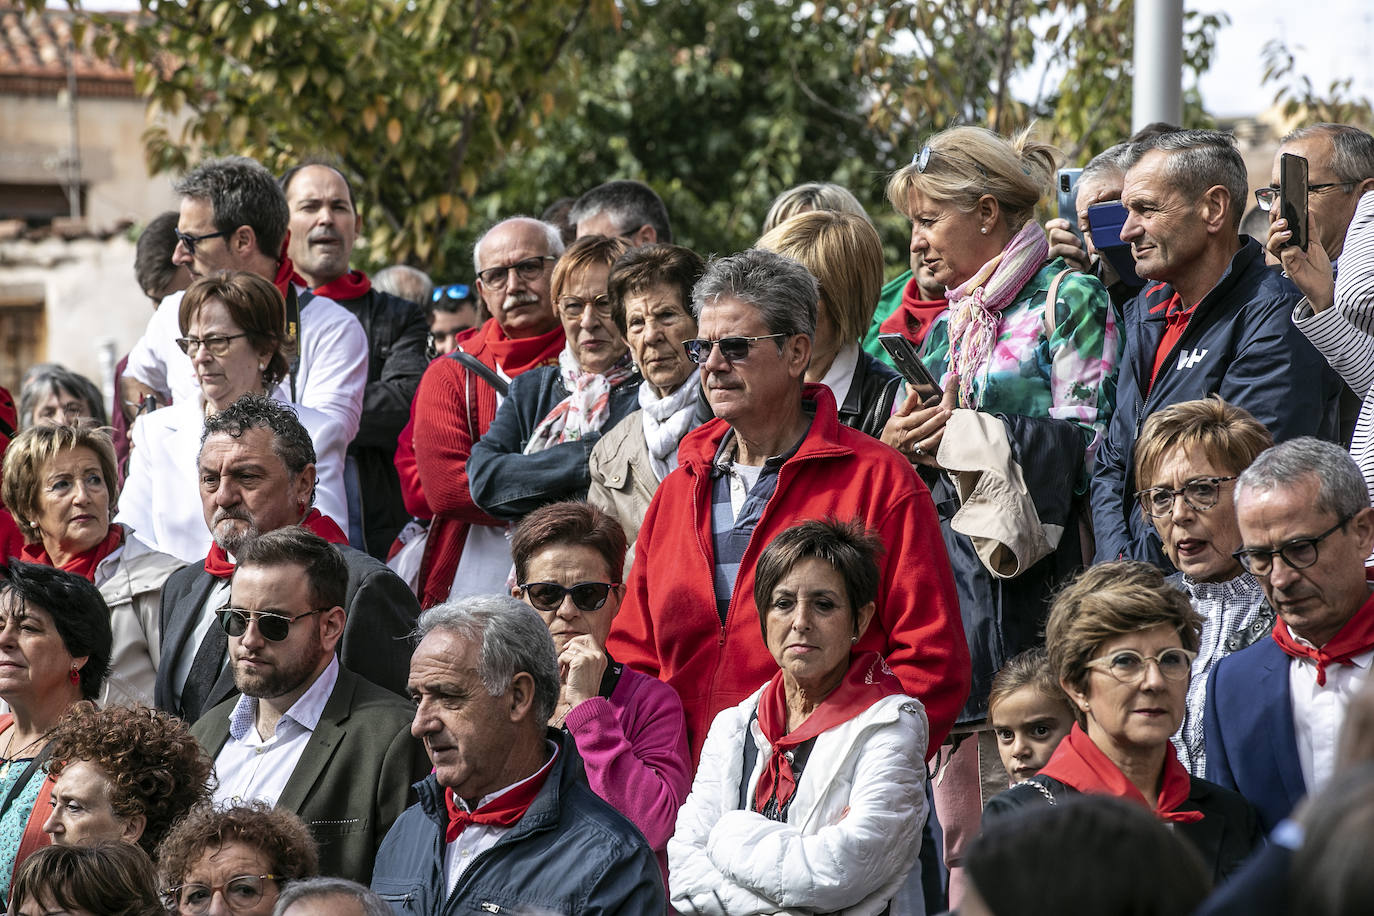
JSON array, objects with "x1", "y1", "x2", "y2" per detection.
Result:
[
  {"x1": 46, "y1": 702, "x2": 214, "y2": 856},
  {"x1": 156, "y1": 802, "x2": 318, "y2": 893},
  {"x1": 9, "y1": 842, "x2": 162, "y2": 916},
  {"x1": 199, "y1": 394, "x2": 318, "y2": 511}
]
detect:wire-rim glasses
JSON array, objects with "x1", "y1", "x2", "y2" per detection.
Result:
[{"x1": 1134, "y1": 476, "x2": 1236, "y2": 518}]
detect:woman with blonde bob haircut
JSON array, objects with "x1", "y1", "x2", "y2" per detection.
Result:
[
  {"x1": 116, "y1": 271, "x2": 349, "y2": 563},
  {"x1": 984, "y1": 561, "x2": 1262, "y2": 882},
  {"x1": 756, "y1": 210, "x2": 903, "y2": 436},
  {"x1": 1131, "y1": 396, "x2": 1275, "y2": 774}
]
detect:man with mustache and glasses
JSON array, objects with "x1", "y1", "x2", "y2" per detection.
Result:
[
  {"x1": 191, "y1": 526, "x2": 427, "y2": 885},
  {"x1": 283, "y1": 164, "x2": 429, "y2": 560},
  {"x1": 154, "y1": 396, "x2": 420, "y2": 724},
  {"x1": 1091, "y1": 130, "x2": 1340, "y2": 571},
  {"x1": 410, "y1": 217, "x2": 566, "y2": 608}
]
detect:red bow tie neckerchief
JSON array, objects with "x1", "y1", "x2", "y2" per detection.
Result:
[
  {"x1": 202, "y1": 510, "x2": 349, "y2": 580},
  {"x1": 306, "y1": 270, "x2": 372, "y2": 302},
  {"x1": 1039, "y1": 724, "x2": 1204, "y2": 825},
  {"x1": 444, "y1": 752, "x2": 556, "y2": 842},
  {"x1": 1271, "y1": 593, "x2": 1374, "y2": 687}
]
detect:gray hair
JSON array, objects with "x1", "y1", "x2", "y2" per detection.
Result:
[
  {"x1": 174, "y1": 156, "x2": 289, "y2": 259},
  {"x1": 1081, "y1": 142, "x2": 1133, "y2": 186},
  {"x1": 371, "y1": 265, "x2": 433, "y2": 307},
  {"x1": 569, "y1": 179, "x2": 673, "y2": 243},
  {"x1": 17, "y1": 363, "x2": 108, "y2": 429},
  {"x1": 199, "y1": 395, "x2": 317, "y2": 509},
  {"x1": 1125, "y1": 130, "x2": 1248, "y2": 230},
  {"x1": 691, "y1": 248, "x2": 817, "y2": 340},
  {"x1": 1236, "y1": 437, "x2": 1370, "y2": 520},
  {"x1": 763, "y1": 182, "x2": 874, "y2": 233},
  {"x1": 1282, "y1": 124, "x2": 1374, "y2": 184},
  {"x1": 471, "y1": 217, "x2": 565, "y2": 275},
  {"x1": 417, "y1": 595, "x2": 559, "y2": 724},
  {"x1": 273, "y1": 877, "x2": 390, "y2": 916}
]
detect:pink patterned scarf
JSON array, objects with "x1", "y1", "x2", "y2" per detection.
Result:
[
  {"x1": 523, "y1": 347, "x2": 637, "y2": 454},
  {"x1": 944, "y1": 220, "x2": 1049, "y2": 408}
]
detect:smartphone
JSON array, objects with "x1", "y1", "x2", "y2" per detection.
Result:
[
  {"x1": 1087, "y1": 201, "x2": 1146, "y2": 290},
  {"x1": 1279, "y1": 152, "x2": 1309, "y2": 251},
  {"x1": 879, "y1": 333, "x2": 941, "y2": 390},
  {"x1": 1057, "y1": 168, "x2": 1084, "y2": 246}
]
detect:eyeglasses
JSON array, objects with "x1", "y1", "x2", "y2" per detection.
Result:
[
  {"x1": 912, "y1": 144, "x2": 988, "y2": 178},
  {"x1": 164, "y1": 874, "x2": 279, "y2": 914},
  {"x1": 1134, "y1": 476, "x2": 1236, "y2": 518},
  {"x1": 432, "y1": 283, "x2": 473, "y2": 303},
  {"x1": 1254, "y1": 182, "x2": 1357, "y2": 211},
  {"x1": 1085, "y1": 648, "x2": 1197, "y2": 685},
  {"x1": 518, "y1": 581, "x2": 620, "y2": 613},
  {"x1": 217, "y1": 607, "x2": 328, "y2": 641},
  {"x1": 1232, "y1": 515, "x2": 1353, "y2": 576},
  {"x1": 682, "y1": 334, "x2": 787, "y2": 365},
  {"x1": 476, "y1": 255, "x2": 557, "y2": 290},
  {"x1": 176, "y1": 333, "x2": 249, "y2": 357},
  {"x1": 174, "y1": 228, "x2": 232, "y2": 255},
  {"x1": 558, "y1": 295, "x2": 613, "y2": 319}
]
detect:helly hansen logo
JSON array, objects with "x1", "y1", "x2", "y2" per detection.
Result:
[{"x1": 1176, "y1": 348, "x2": 1209, "y2": 370}]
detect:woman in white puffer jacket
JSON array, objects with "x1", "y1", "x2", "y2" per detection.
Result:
[{"x1": 668, "y1": 520, "x2": 930, "y2": 916}]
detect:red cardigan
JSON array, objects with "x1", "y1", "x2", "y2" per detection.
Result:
[
  {"x1": 0, "y1": 714, "x2": 52, "y2": 883},
  {"x1": 606, "y1": 385, "x2": 970, "y2": 764}
]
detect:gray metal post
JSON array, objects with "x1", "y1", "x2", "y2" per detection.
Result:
[{"x1": 1132, "y1": 0, "x2": 1184, "y2": 131}]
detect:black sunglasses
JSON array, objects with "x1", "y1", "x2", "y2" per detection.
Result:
[
  {"x1": 217, "y1": 607, "x2": 327, "y2": 641},
  {"x1": 174, "y1": 228, "x2": 232, "y2": 255},
  {"x1": 682, "y1": 334, "x2": 786, "y2": 365},
  {"x1": 518, "y1": 581, "x2": 620, "y2": 613}
]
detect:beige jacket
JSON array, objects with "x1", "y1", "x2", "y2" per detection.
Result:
[
  {"x1": 96, "y1": 527, "x2": 186, "y2": 707},
  {"x1": 588, "y1": 411, "x2": 659, "y2": 569}
]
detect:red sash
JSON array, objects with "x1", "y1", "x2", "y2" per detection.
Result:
[
  {"x1": 481, "y1": 320, "x2": 566, "y2": 377},
  {"x1": 202, "y1": 510, "x2": 348, "y2": 579},
  {"x1": 21, "y1": 525, "x2": 124, "y2": 582},
  {"x1": 1271, "y1": 592, "x2": 1374, "y2": 687},
  {"x1": 306, "y1": 270, "x2": 371, "y2": 302},
  {"x1": 445, "y1": 748, "x2": 557, "y2": 841},
  {"x1": 754, "y1": 652, "x2": 905, "y2": 814},
  {"x1": 271, "y1": 235, "x2": 298, "y2": 300},
  {"x1": 1039, "y1": 723, "x2": 1203, "y2": 824}
]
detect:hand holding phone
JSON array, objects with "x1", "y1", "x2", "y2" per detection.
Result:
[
  {"x1": 1279, "y1": 152, "x2": 1309, "y2": 252},
  {"x1": 879, "y1": 333, "x2": 942, "y2": 403}
]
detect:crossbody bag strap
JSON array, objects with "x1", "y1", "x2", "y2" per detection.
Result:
[
  {"x1": 738, "y1": 708, "x2": 760, "y2": 811},
  {"x1": 285, "y1": 287, "x2": 312, "y2": 403},
  {"x1": 1043, "y1": 267, "x2": 1076, "y2": 338},
  {"x1": 0, "y1": 743, "x2": 52, "y2": 820},
  {"x1": 450, "y1": 349, "x2": 510, "y2": 398}
]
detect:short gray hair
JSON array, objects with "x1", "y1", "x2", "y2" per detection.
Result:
[
  {"x1": 372, "y1": 265, "x2": 433, "y2": 307},
  {"x1": 691, "y1": 248, "x2": 817, "y2": 340},
  {"x1": 416, "y1": 595, "x2": 559, "y2": 724},
  {"x1": 174, "y1": 156, "x2": 289, "y2": 259},
  {"x1": 1282, "y1": 124, "x2": 1374, "y2": 184},
  {"x1": 471, "y1": 217, "x2": 565, "y2": 275},
  {"x1": 1126, "y1": 130, "x2": 1248, "y2": 230},
  {"x1": 1236, "y1": 437, "x2": 1369, "y2": 521},
  {"x1": 569, "y1": 180, "x2": 673, "y2": 243},
  {"x1": 1081, "y1": 142, "x2": 1133, "y2": 186},
  {"x1": 274, "y1": 877, "x2": 390, "y2": 916}
]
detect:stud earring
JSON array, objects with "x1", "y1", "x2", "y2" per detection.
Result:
[{"x1": 980, "y1": 227, "x2": 989, "y2": 235}]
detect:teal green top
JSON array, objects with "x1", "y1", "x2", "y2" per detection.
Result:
[
  {"x1": 862, "y1": 269, "x2": 912, "y2": 368},
  {"x1": 0, "y1": 757, "x2": 45, "y2": 900}
]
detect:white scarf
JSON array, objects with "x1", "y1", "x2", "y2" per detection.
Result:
[{"x1": 639, "y1": 376, "x2": 703, "y2": 481}]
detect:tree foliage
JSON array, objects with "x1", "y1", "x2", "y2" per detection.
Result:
[{"x1": 1262, "y1": 39, "x2": 1373, "y2": 128}]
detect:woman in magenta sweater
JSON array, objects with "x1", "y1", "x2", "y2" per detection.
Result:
[{"x1": 511, "y1": 499, "x2": 692, "y2": 877}]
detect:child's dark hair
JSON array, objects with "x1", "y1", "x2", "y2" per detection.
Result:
[{"x1": 988, "y1": 647, "x2": 1074, "y2": 720}]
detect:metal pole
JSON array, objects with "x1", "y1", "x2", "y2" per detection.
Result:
[{"x1": 1132, "y1": 0, "x2": 1184, "y2": 131}]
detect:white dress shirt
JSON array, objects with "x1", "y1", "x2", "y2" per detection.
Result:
[
  {"x1": 123, "y1": 286, "x2": 369, "y2": 442},
  {"x1": 212, "y1": 657, "x2": 340, "y2": 807},
  {"x1": 817, "y1": 342, "x2": 861, "y2": 414},
  {"x1": 1289, "y1": 643, "x2": 1373, "y2": 793},
  {"x1": 443, "y1": 741, "x2": 559, "y2": 896}
]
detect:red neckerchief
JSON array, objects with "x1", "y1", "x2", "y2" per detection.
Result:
[
  {"x1": 754, "y1": 652, "x2": 905, "y2": 814},
  {"x1": 272, "y1": 233, "x2": 298, "y2": 300},
  {"x1": 306, "y1": 270, "x2": 372, "y2": 302},
  {"x1": 1147, "y1": 293, "x2": 1198, "y2": 393},
  {"x1": 444, "y1": 746, "x2": 558, "y2": 842},
  {"x1": 21, "y1": 525, "x2": 124, "y2": 582},
  {"x1": 202, "y1": 510, "x2": 348, "y2": 579},
  {"x1": 480, "y1": 319, "x2": 565, "y2": 377},
  {"x1": 877, "y1": 276, "x2": 950, "y2": 348},
  {"x1": 1271, "y1": 592, "x2": 1374, "y2": 687},
  {"x1": 1039, "y1": 723, "x2": 1203, "y2": 824}
]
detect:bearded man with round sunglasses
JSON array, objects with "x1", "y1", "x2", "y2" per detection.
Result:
[
  {"x1": 1205, "y1": 436, "x2": 1374, "y2": 833},
  {"x1": 191, "y1": 526, "x2": 428, "y2": 886}
]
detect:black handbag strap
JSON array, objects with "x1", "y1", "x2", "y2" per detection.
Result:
[
  {"x1": 0, "y1": 742, "x2": 52, "y2": 820},
  {"x1": 738, "y1": 709, "x2": 760, "y2": 811},
  {"x1": 285, "y1": 286, "x2": 311, "y2": 403},
  {"x1": 450, "y1": 349, "x2": 510, "y2": 398}
]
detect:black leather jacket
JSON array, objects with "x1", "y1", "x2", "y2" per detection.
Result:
[{"x1": 837, "y1": 350, "x2": 904, "y2": 438}]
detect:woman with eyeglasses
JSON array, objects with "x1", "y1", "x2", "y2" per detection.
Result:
[
  {"x1": 0, "y1": 561, "x2": 112, "y2": 900},
  {"x1": 116, "y1": 271, "x2": 348, "y2": 564},
  {"x1": 510, "y1": 500, "x2": 690, "y2": 880},
  {"x1": 468, "y1": 236, "x2": 643, "y2": 523},
  {"x1": 1, "y1": 424, "x2": 183, "y2": 706},
  {"x1": 983, "y1": 561, "x2": 1261, "y2": 882},
  {"x1": 1131, "y1": 396, "x2": 1276, "y2": 775},
  {"x1": 587, "y1": 243, "x2": 710, "y2": 560},
  {"x1": 669, "y1": 520, "x2": 929, "y2": 915},
  {"x1": 156, "y1": 802, "x2": 317, "y2": 916}
]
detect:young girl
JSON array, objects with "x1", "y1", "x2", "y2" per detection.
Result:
[{"x1": 988, "y1": 647, "x2": 1076, "y2": 784}]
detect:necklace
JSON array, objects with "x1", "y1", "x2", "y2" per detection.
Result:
[{"x1": 0, "y1": 728, "x2": 45, "y2": 781}]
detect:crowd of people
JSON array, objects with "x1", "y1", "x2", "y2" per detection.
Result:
[{"x1": 0, "y1": 117, "x2": 1373, "y2": 916}]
